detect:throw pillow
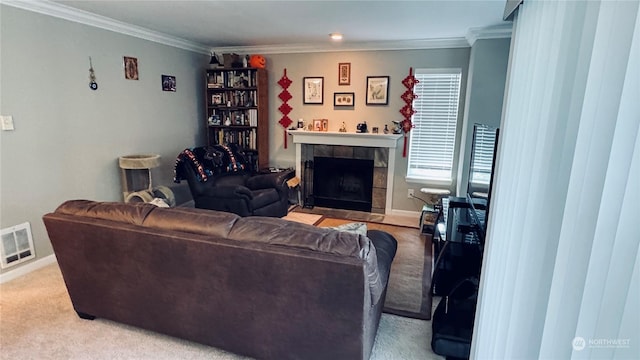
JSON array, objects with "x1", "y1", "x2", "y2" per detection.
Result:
[{"x1": 326, "y1": 222, "x2": 368, "y2": 236}]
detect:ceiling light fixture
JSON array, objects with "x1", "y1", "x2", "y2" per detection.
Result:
[{"x1": 329, "y1": 33, "x2": 343, "y2": 41}]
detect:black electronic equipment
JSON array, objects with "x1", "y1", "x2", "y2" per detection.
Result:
[{"x1": 431, "y1": 124, "x2": 500, "y2": 359}]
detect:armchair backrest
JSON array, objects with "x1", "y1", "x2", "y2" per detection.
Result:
[
  {"x1": 174, "y1": 144, "x2": 254, "y2": 199},
  {"x1": 175, "y1": 144, "x2": 251, "y2": 179}
]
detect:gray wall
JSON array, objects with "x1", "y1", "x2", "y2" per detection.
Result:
[
  {"x1": 0, "y1": 6, "x2": 207, "y2": 272},
  {"x1": 263, "y1": 48, "x2": 471, "y2": 212},
  {"x1": 0, "y1": 5, "x2": 510, "y2": 273},
  {"x1": 456, "y1": 38, "x2": 511, "y2": 195}
]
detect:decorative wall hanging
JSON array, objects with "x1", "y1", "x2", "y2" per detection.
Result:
[
  {"x1": 303, "y1": 77, "x2": 324, "y2": 104},
  {"x1": 277, "y1": 68, "x2": 293, "y2": 148},
  {"x1": 162, "y1": 75, "x2": 176, "y2": 92},
  {"x1": 338, "y1": 63, "x2": 351, "y2": 85},
  {"x1": 366, "y1": 76, "x2": 389, "y2": 105},
  {"x1": 399, "y1": 67, "x2": 418, "y2": 157},
  {"x1": 88, "y1": 57, "x2": 98, "y2": 90},
  {"x1": 124, "y1": 56, "x2": 139, "y2": 80}
]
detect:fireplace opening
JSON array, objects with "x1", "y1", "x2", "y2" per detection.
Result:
[{"x1": 312, "y1": 156, "x2": 374, "y2": 212}]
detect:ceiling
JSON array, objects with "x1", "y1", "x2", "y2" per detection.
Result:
[{"x1": 46, "y1": 0, "x2": 510, "y2": 53}]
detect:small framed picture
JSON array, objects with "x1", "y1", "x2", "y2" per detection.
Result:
[
  {"x1": 123, "y1": 56, "x2": 139, "y2": 80},
  {"x1": 366, "y1": 76, "x2": 390, "y2": 105},
  {"x1": 334, "y1": 92, "x2": 355, "y2": 107},
  {"x1": 162, "y1": 75, "x2": 176, "y2": 92},
  {"x1": 313, "y1": 119, "x2": 322, "y2": 131},
  {"x1": 338, "y1": 63, "x2": 351, "y2": 86},
  {"x1": 303, "y1": 77, "x2": 324, "y2": 104},
  {"x1": 211, "y1": 94, "x2": 223, "y2": 105},
  {"x1": 321, "y1": 119, "x2": 329, "y2": 131}
]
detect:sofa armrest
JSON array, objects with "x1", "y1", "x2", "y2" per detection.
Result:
[
  {"x1": 202, "y1": 185, "x2": 252, "y2": 200},
  {"x1": 245, "y1": 170, "x2": 292, "y2": 191},
  {"x1": 367, "y1": 230, "x2": 398, "y2": 289}
]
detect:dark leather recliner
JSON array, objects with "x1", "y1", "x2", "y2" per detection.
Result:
[{"x1": 174, "y1": 145, "x2": 292, "y2": 217}]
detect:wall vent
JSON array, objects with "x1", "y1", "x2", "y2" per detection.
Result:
[{"x1": 1, "y1": 222, "x2": 35, "y2": 269}]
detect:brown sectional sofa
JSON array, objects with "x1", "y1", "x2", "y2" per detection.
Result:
[{"x1": 43, "y1": 200, "x2": 397, "y2": 360}]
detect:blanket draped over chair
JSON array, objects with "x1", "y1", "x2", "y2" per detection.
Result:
[{"x1": 174, "y1": 144, "x2": 250, "y2": 183}]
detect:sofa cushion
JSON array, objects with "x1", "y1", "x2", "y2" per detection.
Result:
[{"x1": 325, "y1": 222, "x2": 368, "y2": 236}]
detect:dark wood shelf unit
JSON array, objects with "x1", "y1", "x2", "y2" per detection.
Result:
[{"x1": 205, "y1": 67, "x2": 269, "y2": 171}]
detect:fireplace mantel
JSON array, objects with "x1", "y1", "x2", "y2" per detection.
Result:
[
  {"x1": 287, "y1": 130, "x2": 402, "y2": 148},
  {"x1": 288, "y1": 130, "x2": 402, "y2": 214}
]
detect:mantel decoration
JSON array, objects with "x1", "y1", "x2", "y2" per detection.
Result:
[
  {"x1": 277, "y1": 68, "x2": 293, "y2": 149},
  {"x1": 399, "y1": 67, "x2": 419, "y2": 157}
]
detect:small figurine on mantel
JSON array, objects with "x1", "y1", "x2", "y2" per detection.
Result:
[
  {"x1": 339, "y1": 122, "x2": 347, "y2": 132},
  {"x1": 392, "y1": 120, "x2": 403, "y2": 134}
]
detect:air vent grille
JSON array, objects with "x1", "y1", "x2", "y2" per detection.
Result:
[{"x1": 1, "y1": 222, "x2": 35, "y2": 269}]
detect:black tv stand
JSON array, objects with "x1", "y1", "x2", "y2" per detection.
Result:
[{"x1": 430, "y1": 196, "x2": 485, "y2": 360}]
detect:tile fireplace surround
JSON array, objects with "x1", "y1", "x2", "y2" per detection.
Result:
[{"x1": 288, "y1": 130, "x2": 402, "y2": 214}]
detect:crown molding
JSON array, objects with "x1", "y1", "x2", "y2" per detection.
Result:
[
  {"x1": 1, "y1": 0, "x2": 211, "y2": 54},
  {"x1": 3, "y1": 0, "x2": 505, "y2": 55},
  {"x1": 211, "y1": 38, "x2": 471, "y2": 55},
  {"x1": 466, "y1": 23, "x2": 513, "y2": 46}
]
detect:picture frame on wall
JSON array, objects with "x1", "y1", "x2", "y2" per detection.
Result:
[
  {"x1": 303, "y1": 77, "x2": 324, "y2": 104},
  {"x1": 334, "y1": 92, "x2": 355, "y2": 107},
  {"x1": 123, "y1": 56, "x2": 139, "y2": 80},
  {"x1": 161, "y1": 75, "x2": 176, "y2": 92},
  {"x1": 366, "y1": 76, "x2": 390, "y2": 105},
  {"x1": 338, "y1": 63, "x2": 351, "y2": 86}
]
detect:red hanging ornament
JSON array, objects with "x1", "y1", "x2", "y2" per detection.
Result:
[
  {"x1": 401, "y1": 89, "x2": 417, "y2": 103},
  {"x1": 399, "y1": 104, "x2": 416, "y2": 118},
  {"x1": 399, "y1": 67, "x2": 418, "y2": 157},
  {"x1": 277, "y1": 69, "x2": 293, "y2": 148},
  {"x1": 278, "y1": 89, "x2": 292, "y2": 103},
  {"x1": 278, "y1": 102, "x2": 293, "y2": 115}
]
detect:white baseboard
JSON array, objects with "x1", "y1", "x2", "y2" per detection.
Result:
[
  {"x1": 389, "y1": 209, "x2": 422, "y2": 218},
  {"x1": 0, "y1": 254, "x2": 57, "y2": 284}
]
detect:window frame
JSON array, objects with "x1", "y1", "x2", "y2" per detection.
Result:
[{"x1": 405, "y1": 68, "x2": 464, "y2": 187}]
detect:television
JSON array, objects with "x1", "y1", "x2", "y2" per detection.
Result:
[{"x1": 466, "y1": 124, "x2": 499, "y2": 240}]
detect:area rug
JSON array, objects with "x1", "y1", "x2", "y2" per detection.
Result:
[
  {"x1": 292, "y1": 206, "x2": 420, "y2": 229},
  {"x1": 318, "y1": 218, "x2": 432, "y2": 320}
]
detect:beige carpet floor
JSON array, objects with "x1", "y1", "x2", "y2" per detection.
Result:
[
  {"x1": 318, "y1": 218, "x2": 433, "y2": 320},
  {"x1": 0, "y1": 264, "x2": 443, "y2": 359}
]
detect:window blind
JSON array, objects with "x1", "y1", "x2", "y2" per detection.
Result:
[
  {"x1": 470, "y1": 125, "x2": 498, "y2": 185},
  {"x1": 407, "y1": 69, "x2": 462, "y2": 183}
]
